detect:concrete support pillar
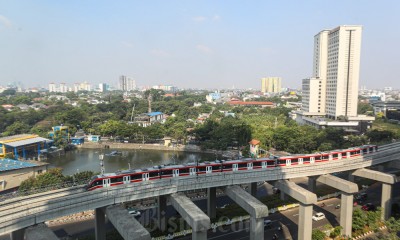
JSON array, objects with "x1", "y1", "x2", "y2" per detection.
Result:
[
  {"x1": 274, "y1": 180, "x2": 317, "y2": 240},
  {"x1": 348, "y1": 170, "x2": 355, "y2": 182},
  {"x1": 25, "y1": 224, "x2": 59, "y2": 240},
  {"x1": 105, "y1": 205, "x2": 151, "y2": 240},
  {"x1": 298, "y1": 203, "x2": 313, "y2": 240},
  {"x1": 95, "y1": 207, "x2": 106, "y2": 240},
  {"x1": 382, "y1": 183, "x2": 393, "y2": 220},
  {"x1": 340, "y1": 193, "x2": 354, "y2": 237},
  {"x1": 316, "y1": 174, "x2": 358, "y2": 238},
  {"x1": 378, "y1": 165, "x2": 385, "y2": 172},
  {"x1": 308, "y1": 176, "x2": 317, "y2": 193},
  {"x1": 169, "y1": 193, "x2": 210, "y2": 240},
  {"x1": 225, "y1": 186, "x2": 268, "y2": 240},
  {"x1": 207, "y1": 187, "x2": 216, "y2": 219},
  {"x1": 10, "y1": 228, "x2": 25, "y2": 240},
  {"x1": 250, "y1": 217, "x2": 264, "y2": 240},
  {"x1": 249, "y1": 182, "x2": 257, "y2": 197},
  {"x1": 280, "y1": 190, "x2": 287, "y2": 201},
  {"x1": 353, "y1": 168, "x2": 397, "y2": 220},
  {"x1": 157, "y1": 195, "x2": 167, "y2": 231}
]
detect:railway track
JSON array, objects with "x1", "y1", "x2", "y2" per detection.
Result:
[{"x1": 0, "y1": 142, "x2": 399, "y2": 234}]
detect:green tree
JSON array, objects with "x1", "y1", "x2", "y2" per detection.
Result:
[
  {"x1": 311, "y1": 229, "x2": 326, "y2": 240},
  {"x1": 353, "y1": 208, "x2": 367, "y2": 233},
  {"x1": 3, "y1": 121, "x2": 31, "y2": 136},
  {"x1": 329, "y1": 226, "x2": 342, "y2": 238},
  {"x1": 386, "y1": 217, "x2": 400, "y2": 238}
]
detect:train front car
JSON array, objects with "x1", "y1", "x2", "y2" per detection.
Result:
[{"x1": 86, "y1": 175, "x2": 102, "y2": 191}]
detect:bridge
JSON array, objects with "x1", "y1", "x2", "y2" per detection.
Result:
[{"x1": 1, "y1": 142, "x2": 400, "y2": 240}]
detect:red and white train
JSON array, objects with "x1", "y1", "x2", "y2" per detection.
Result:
[{"x1": 86, "y1": 145, "x2": 378, "y2": 191}]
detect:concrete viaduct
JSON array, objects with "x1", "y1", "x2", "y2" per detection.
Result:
[{"x1": 1, "y1": 142, "x2": 400, "y2": 240}]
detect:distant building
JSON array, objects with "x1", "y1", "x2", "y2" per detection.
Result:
[
  {"x1": 98, "y1": 83, "x2": 108, "y2": 92},
  {"x1": 119, "y1": 75, "x2": 136, "y2": 91},
  {"x1": 134, "y1": 112, "x2": 166, "y2": 127},
  {"x1": 295, "y1": 25, "x2": 374, "y2": 133},
  {"x1": 48, "y1": 126, "x2": 70, "y2": 142},
  {"x1": 0, "y1": 134, "x2": 51, "y2": 160},
  {"x1": 206, "y1": 92, "x2": 221, "y2": 103},
  {"x1": 59, "y1": 83, "x2": 68, "y2": 93},
  {"x1": 227, "y1": 101, "x2": 274, "y2": 108},
  {"x1": 261, "y1": 77, "x2": 281, "y2": 93},
  {"x1": 49, "y1": 83, "x2": 57, "y2": 92},
  {"x1": 71, "y1": 136, "x2": 85, "y2": 145}
]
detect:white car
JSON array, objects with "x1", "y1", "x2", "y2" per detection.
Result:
[
  {"x1": 312, "y1": 212, "x2": 325, "y2": 221},
  {"x1": 127, "y1": 208, "x2": 141, "y2": 217}
]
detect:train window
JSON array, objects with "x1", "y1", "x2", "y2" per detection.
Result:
[
  {"x1": 180, "y1": 168, "x2": 189, "y2": 174},
  {"x1": 197, "y1": 167, "x2": 206, "y2": 172},
  {"x1": 267, "y1": 161, "x2": 275, "y2": 166},
  {"x1": 94, "y1": 180, "x2": 102, "y2": 186},
  {"x1": 333, "y1": 153, "x2": 338, "y2": 158},
  {"x1": 223, "y1": 164, "x2": 232, "y2": 169},
  {"x1": 315, "y1": 156, "x2": 321, "y2": 161},
  {"x1": 149, "y1": 171, "x2": 159, "y2": 177},
  {"x1": 111, "y1": 177, "x2": 123, "y2": 183},
  {"x1": 131, "y1": 174, "x2": 141, "y2": 180},
  {"x1": 238, "y1": 163, "x2": 247, "y2": 168},
  {"x1": 253, "y1": 162, "x2": 262, "y2": 167},
  {"x1": 212, "y1": 165, "x2": 221, "y2": 171},
  {"x1": 161, "y1": 170, "x2": 172, "y2": 175},
  {"x1": 291, "y1": 158, "x2": 298, "y2": 163}
]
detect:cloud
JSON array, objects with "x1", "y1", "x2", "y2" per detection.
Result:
[
  {"x1": 213, "y1": 15, "x2": 221, "y2": 21},
  {"x1": 150, "y1": 49, "x2": 170, "y2": 57},
  {"x1": 0, "y1": 15, "x2": 12, "y2": 28},
  {"x1": 121, "y1": 41, "x2": 134, "y2": 48},
  {"x1": 192, "y1": 16, "x2": 207, "y2": 22},
  {"x1": 196, "y1": 44, "x2": 213, "y2": 54}
]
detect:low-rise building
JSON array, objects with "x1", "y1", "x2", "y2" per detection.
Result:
[
  {"x1": 0, "y1": 158, "x2": 50, "y2": 191},
  {"x1": 134, "y1": 112, "x2": 166, "y2": 127}
]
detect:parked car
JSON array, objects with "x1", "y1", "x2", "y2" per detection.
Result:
[
  {"x1": 264, "y1": 219, "x2": 272, "y2": 228},
  {"x1": 127, "y1": 208, "x2": 141, "y2": 217},
  {"x1": 312, "y1": 212, "x2": 326, "y2": 221},
  {"x1": 362, "y1": 203, "x2": 376, "y2": 211},
  {"x1": 355, "y1": 192, "x2": 367, "y2": 200}
]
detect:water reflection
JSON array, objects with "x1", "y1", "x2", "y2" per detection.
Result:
[{"x1": 46, "y1": 148, "x2": 221, "y2": 176}]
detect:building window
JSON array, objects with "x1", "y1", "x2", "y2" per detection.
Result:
[{"x1": 37, "y1": 170, "x2": 43, "y2": 174}]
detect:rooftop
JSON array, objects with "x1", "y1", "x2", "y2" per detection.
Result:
[{"x1": 0, "y1": 159, "x2": 37, "y2": 172}]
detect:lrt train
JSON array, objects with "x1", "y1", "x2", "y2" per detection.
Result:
[{"x1": 86, "y1": 145, "x2": 378, "y2": 191}]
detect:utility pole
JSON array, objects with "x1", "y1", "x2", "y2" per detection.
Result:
[{"x1": 99, "y1": 154, "x2": 105, "y2": 175}]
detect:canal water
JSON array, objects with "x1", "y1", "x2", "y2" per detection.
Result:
[{"x1": 46, "y1": 148, "x2": 221, "y2": 176}]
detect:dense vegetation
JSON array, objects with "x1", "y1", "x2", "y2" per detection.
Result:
[{"x1": 1, "y1": 90, "x2": 399, "y2": 155}]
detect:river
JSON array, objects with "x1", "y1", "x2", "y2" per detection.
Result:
[{"x1": 46, "y1": 148, "x2": 222, "y2": 176}]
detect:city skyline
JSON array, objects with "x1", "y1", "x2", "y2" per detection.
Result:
[{"x1": 1, "y1": 1, "x2": 399, "y2": 90}]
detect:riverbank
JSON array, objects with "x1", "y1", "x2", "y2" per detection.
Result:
[{"x1": 78, "y1": 142, "x2": 239, "y2": 158}]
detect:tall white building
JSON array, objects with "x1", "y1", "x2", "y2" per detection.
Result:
[
  {"x1": 59, "y1": 83, "x2": 68, "y2": 93},
  {"x1": 261, "y1": 77, "x2": 281, "y2": 93},
  {"x1": 49, "y1": 83, "x2": 57, "y2": 92},
  {"x1": 119, "y1": 75, "x2": 136, "y2": 91},
  {"x1": 302, "y1": 25, "x2": 362, "y2": 119}
]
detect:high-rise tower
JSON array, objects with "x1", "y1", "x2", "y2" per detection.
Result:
[{"x1": 304, "y1": 26, "x2": 362, "y2": 119}]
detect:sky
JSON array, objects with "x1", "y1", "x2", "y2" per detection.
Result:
[{"x1": 1, "y1": 1, "x2": 399, "y2": 90}]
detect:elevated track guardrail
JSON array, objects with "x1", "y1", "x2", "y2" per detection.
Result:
[{"x1": 0, "y1": 142, "x2": 400, "y2": 235}]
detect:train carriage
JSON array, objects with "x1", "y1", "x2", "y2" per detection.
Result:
[{"x1": 86, "y1": 144, "x2": 380, "y2": 191}]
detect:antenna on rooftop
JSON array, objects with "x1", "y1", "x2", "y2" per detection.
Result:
[{"x1": 130, "y1": 104, "x2": 136, "y2": 123}]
